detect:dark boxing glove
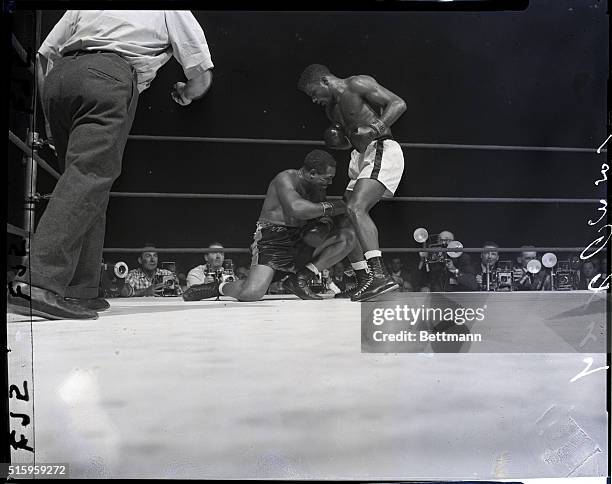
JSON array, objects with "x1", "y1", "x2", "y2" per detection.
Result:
[
  {"x1": 302, "y1": 216, "x2": 335, "y2": 248},
  {"x1": 320, "y1": 200, "x2": 346, "y2": 217},
  {"x1": 349, "y1": 119, "x2": 387, "y2": 153},
  {"x1": 323, "y1": 124, "x2": 352, "y2": 150},
  {"x1": 349, "y1": 126, "x2": 377, "y2": 153}
]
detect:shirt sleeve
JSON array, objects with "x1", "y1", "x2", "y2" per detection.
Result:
[
  {"x1": 38, "y1": 11, "x2": 77, "y2": 66},
  {"x1": 164, "y1": 11, "x2": 214, "y2": 79},
  {"x1": 125, "y1": 269, "x2": 138, "y2": 288},
  {"x1": 124, "y1": 270, "x2": 139, "y2": 296},
  {"x1": 186, "y1": 267, "x2": 205, "y2": 288}
]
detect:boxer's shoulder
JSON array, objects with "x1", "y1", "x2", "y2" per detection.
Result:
[
  {"x1": 346, "y1": 75, "x2": 378, "y2": 92},
  {"x1": 274, "y1": 169, "x2": 298, "y2": 183}
]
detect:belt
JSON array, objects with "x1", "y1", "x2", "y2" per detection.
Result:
[
  {"x1": 257, "y1": 220, "x2": 300, "y2": 231},
  {"x1": 63, "y1": 49, "x2": 120, "y2": 57},
  {"x1": 62, "y1": 49, "x2": 134, "y2": 74}
]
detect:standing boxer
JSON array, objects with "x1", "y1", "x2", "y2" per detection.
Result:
[{"x1": 298, "y1": 64, "x2": 407, "y2": 301}]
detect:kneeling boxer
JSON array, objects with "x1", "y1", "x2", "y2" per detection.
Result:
[{"x1": 182, "y1": 149, "x2": 354, "y2": 302}]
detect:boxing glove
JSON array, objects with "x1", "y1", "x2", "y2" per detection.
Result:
[
  {"x1": 349, "y1": 125, "x2": 377, "y2": 153},
  {"x1": 323, "y1": 124, "x2": 352, "y2": 150},
  {"x1": 320, "y1": 199, "x2": 346, "y2": 217}
]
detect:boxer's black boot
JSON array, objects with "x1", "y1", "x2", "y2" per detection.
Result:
[
  {"x1": 335, "y1": 268, "x2": 370, "y2": 299},
  {"x1": 351, "y1": 257, "x2": 399, "y2": 302},
  {"x1": 182, "y1": 281, "x2": 220, "y2": 301},
  {"x1": 283, "y1": 268, "x2": 322, "y2": 300}
]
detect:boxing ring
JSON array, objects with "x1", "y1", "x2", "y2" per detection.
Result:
[
  {"x1": 5, "y1": 293, "x2": 609, "y2": 479},
  {"x1": 6, "y1": 32, "x2": 609, "y2": 482}
]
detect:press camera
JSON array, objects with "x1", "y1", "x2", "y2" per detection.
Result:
[
  {"x1": 152, "y1": 261, "x2": 182, "y2": 297},
  {"x1": 207, "y1": 259, "x2": 236, "y2": 283},
  {"x1": 480, "y1": 260, "x2": 513, "y2": 291},
  {"x1": 545, "y1": 256, "x2": 581, "y2": 291},
  {"x1": 413, "y1": 227, "x2": 464, "y2": 270},
  {"x1": 99, "y1": 261, "x2": 128, "y2": 298},
  {"x1": 510, "y1": 253, "x2": 575, "y2": 291}
]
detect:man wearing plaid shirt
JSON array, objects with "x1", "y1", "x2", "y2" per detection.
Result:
[{"x1": 121, "y1": 245, "x2": 175, "y2": 297}]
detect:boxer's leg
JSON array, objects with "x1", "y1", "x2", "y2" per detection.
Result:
[
  {"x1": 346, "y1": 178, "x2": 398, "y2": 301},
  {"x1": 333, "y1": 207, "x2": 371, "y2": 298},
  {"x1": 283, "y1": 227, "x2": 355, "y2": 300},
  {"x1": 310, "y1": 227, "x2": 356, "y2": 269},
  {"x1": 338, "y1": 197, "x2": 366, "y2": 263},
  {"x1": 345, "y1": 179, "x2": 386, "y2": 251},
  {"x1": 221, "y1": 265, "x2": 275, "y2": 302},
  {"x1": 347, "y1": 139, "x2": 404, "y2": 301}
]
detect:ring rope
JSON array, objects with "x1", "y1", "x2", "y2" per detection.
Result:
[
  {"x1": 101, "y1": 246, "x2": 604, "y2": 254},
  {"x1": 11, "y1": 34, "x2": 34, "y2": 74},
  {"x1": 9, "y1": 130, "x2": 605, "y2": 197},
  {"x1": 9, "y1": 130, "x2": 60, "y2": 180},
  {"x1": 108, "y1": 191, "x2": 601, "y2": 204},
  {"x1": 7, "y1": 223, "x2": 30, "y2": 239},
  {"x1": 110, "y1": 192, "x2": 265, "y2": 200},
  {"x1": 103, "y1": 247, "x2": 251, "y2": 254},
  {"x1": 380, "y1": 247, "x2": 605, "y2": 253},
  {"x1": 128, "y1": 134, "x2": 606, "y2": 154}
]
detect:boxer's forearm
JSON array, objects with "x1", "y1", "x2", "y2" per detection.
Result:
[
  {"x1": 290, "y1": 199, "x2": 345, "y2": 219},
  {"x1": 379, "y1": 97, "x2": 406, "y2": 128},
  {"x1": 290, "y1": 199, "x2": 327, "y2": 220}
]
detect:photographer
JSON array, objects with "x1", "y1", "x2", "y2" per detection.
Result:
[
  {"x1": 419, "y1": 231, "x2": 477, "y2": 292},
  {"x1": 186, "y1": 242, "x2": 236, "y2": 287},
  {"x1": 577, "y1": 259, "x2": 602, "y2": 290},
  {"x1": 121, "y1": 245, "x2": 176, "y2": 297},
  {"x1": 513, "y1": 246, "x2": 550, "y2": 291},
  {"x1": 475, "y1": 241, "x2": 500, "y2": 291},
  {"x1": 388, "y1": 256, "x2": 413, "y2": 291}
]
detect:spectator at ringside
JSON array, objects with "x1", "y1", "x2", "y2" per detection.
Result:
[
  {"x1": 577, "y1": 259, "x2": 601, "y2": 290},
  {"x1": 475, "y1": 241, "x2": 500, "y2": 290},
  {"x1": 513, "y1": 246, "x2": 550, "y2": 291},
  {"x1": 387, "y1": 256, "x2": 412, "y2": 291},
  {"x1": 121, "y1": 244, "x2": 176, "y2": 297},
  {"x1": 186, "y1": 242, "x2": 235, "y2": 287},
  {"x1": 419, "y1": 230, "x2": 477, "y2": 292}
]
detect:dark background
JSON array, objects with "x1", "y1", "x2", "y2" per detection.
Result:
[{"x1": 7, "y1": 2, "x2": 609, "y2": 272}]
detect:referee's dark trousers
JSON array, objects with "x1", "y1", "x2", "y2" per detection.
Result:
[{"x1": 18, "y1": 51, "x2": 139, "y2": 298}]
